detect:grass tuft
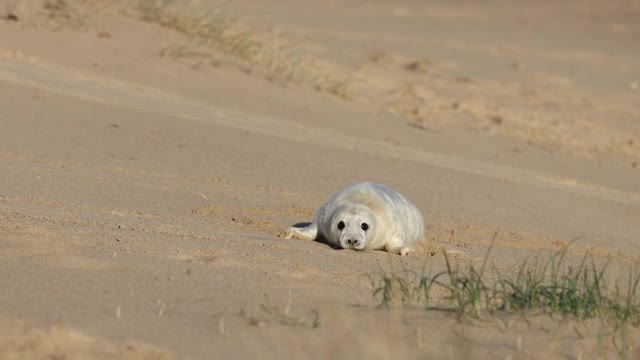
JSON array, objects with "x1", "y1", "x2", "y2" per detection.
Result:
[
  {"x1": 371, "y1": 245, "x2": 640, "y2": 326},
  {"x1": 369, "y1": 261, "x2": 435, "y2": 309}
]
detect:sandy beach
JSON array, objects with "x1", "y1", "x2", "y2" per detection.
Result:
[{"x1": 1, "y1": 1, "x2": 639, "y2": 358}]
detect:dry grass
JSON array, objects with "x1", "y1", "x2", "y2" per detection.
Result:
[
  {"x1": 242, "y1": 291, "x2": 321, "y2": 329},
  {"x1": 131, "y1": 0, "x2": 351, "y2": 99}
]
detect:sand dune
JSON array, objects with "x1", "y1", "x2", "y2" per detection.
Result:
[{"x1": 1, "y1": 1, "x2": 639, "y2": 358}]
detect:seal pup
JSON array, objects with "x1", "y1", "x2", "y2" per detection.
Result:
[{"x1": 285, "y1": 182, "x2": 424, "y2": 255}]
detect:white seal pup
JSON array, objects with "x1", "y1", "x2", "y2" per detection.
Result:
[{"x1": 285, "y1": 182, "x2": 424, "y2": 255}]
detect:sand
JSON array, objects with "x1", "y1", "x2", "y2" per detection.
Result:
[{"x1": 0, "y1": 0, "x2": 639, "y2": 359}]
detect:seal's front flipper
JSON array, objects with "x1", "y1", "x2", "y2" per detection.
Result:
[
  {"x1": 285, "y1": 223, "x2": 318, "y2": 241},
  {"x1": 385, "y1": 245, "x2": 412, "y2": 256}
]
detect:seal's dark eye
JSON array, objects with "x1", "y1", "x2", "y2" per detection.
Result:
[
  {"x1": 337, "y1": 221, "x2": 345, "y2": 231},
  {"x1": 361, "y1": 223, "x2": 369, "y2": 231}
]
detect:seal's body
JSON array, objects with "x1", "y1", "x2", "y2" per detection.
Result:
[{"x1": 285, "y1": 182, "x2": 424, "y2": 255}]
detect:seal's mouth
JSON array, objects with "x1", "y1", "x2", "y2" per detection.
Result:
[
  {"x1": 340, "y1": 238, "x2": 365, "y2": 250},
  {"x1": 343, "y1": 244, "x2": 366, "y2": 252},
  {"x1": 338, "y1": 243, "x2": 365, "y2": 251}
]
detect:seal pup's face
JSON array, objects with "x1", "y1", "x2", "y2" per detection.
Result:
[{"x1": 332, "y1": 206, "x2": 376, "y2": 251}]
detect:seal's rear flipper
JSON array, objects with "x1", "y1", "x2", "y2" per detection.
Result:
[{"x1": 285, "y1": 223, "x2": 318, "y2": 241}]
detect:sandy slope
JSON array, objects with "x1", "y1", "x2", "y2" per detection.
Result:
[{"x1": 0, "y1": 1, "x2": 639, "y2": 359}]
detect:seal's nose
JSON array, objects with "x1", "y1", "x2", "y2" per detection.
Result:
[{"x1": 346, "y1": 239, "x2": 358, "y2": 246}]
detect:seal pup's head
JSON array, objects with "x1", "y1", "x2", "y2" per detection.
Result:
[{"x1": 331, "y1": 204, "x2": 377, "y2": 251}]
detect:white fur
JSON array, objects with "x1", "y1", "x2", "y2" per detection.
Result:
[{"x1": 285, "y1": 182, "x2": 425, "y2": 255}]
